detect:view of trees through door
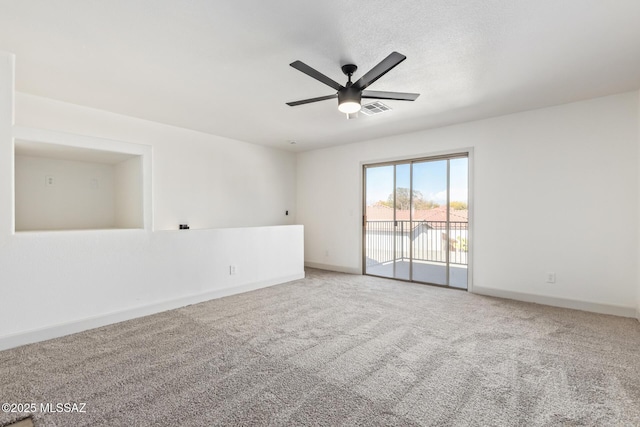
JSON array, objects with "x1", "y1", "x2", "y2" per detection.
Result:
[{"x1": 363, "y1": 153, "x2": 469, "y2": 289}]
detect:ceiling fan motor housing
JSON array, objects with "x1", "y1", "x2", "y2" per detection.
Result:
[{"x1": 338, "y1": 86, "x2": 362, "y2": 104}]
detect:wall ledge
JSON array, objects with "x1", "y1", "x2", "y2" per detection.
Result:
[
  {"x1": 0, "y1": 272, "x2": 305, "y2": 352},
  {"x1": 473, "y1": 285, "x2": 637, "y2": 318}
]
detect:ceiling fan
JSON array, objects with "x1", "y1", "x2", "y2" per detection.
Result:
[{"x1": 286, "y1": 51, "x2": 419, "y2": 116}]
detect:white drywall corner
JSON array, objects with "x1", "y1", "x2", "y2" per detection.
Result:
[
  {"x1": 0, "y1": 51, "x2": 15, "y2": 237},
  {"x1": 637, "y1": 89, "x2": 640, "y2": 322}
]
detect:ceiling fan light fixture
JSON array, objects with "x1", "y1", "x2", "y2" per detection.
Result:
[
  {"x1": 337, "y1": 87, "x2": 362, "y2": 114},
  {"x1": 338, "y1": 100, "x2": 361, "y2": 114}
]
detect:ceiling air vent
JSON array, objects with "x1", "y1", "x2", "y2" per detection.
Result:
[{"x1": 360, "y1": 101, "x2": 392, "y2": 116}]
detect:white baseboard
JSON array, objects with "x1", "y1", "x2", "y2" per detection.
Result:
[
  {"x1": 305, "y1": 261, "x2": 361, "y2": 275},
  {"x1": 0, "y1": 272, "x2": 305, "y2": 352},
  {"x1": 473, "y1": 285, "x2": 637, "y2": 318}
]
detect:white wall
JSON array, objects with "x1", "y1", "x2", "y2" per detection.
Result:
[
  {"x1": 14, "y1": 92, "x2": 297, "y2": 230},
  {"x1": 0, "y1": 52, "x2": 304, "y2": 350},
  {"x1": 0, "y1": 54, "x2": 13, "y2": 238},
  {"x1": 115, "y1": 156, "x2": 143, "y2": 229},
  {"x1": 15, "y1": 155, "x2": 116, "y2": 231},
  {"x1": 638, "y1": 89, "x2": 640, "y2": 321},
  {"x1": 0, "y1": 225, "x2": 304, "y2": 350},
  {"x1": 297, "y1": 91, "x2": 639, "y2": 316}
]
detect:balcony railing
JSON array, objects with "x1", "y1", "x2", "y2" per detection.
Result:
[{"x1": 365, "y1": 220, "x2": 468, "y2": 267}]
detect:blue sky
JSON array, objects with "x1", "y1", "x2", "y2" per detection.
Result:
[{"x1": 365, "y1": 158, "x2": 468, "y2": 206}]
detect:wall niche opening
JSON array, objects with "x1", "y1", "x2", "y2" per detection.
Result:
[{"x1": 14, "y1": 135, "x2": 147, "y2": 232}]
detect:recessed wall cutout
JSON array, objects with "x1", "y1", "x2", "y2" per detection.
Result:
[{"x1": 14, "y1": 135, "x2": 148, "y2": 232}]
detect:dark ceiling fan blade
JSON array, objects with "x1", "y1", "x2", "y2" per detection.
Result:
[
  {"x1": 286, "y1": 94, "x2": 337, "y2": 106},
  {"x1": 362, "y1": 90, "x2": 420, "y2": 101},
  {"x1": 353, "y1": 52, "x2": 407, "y2": 91},
  {"x1": 290, "y1": 61, "x2": 343, "y2": 91}
]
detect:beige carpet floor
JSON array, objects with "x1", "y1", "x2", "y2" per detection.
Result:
[{"x1": 1, "y1": 268, "x2": 639, "y2": 426}]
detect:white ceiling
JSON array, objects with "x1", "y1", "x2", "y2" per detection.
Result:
[{"x1": 1, "y1": 1, "x2": 639, "y2": 152}]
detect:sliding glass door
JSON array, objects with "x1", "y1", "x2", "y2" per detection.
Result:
[{"x1": 363, "y1": 153, "x2": 469, "y2": 289}]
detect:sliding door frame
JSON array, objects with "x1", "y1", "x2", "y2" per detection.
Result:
[{"x1": 361, "y1": 149, "x2": 473, "y2": 291}]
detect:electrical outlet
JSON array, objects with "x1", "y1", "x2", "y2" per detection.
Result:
[
  {"x1": 230, "y1": 265, "x2": 237, "y2": 275},
  {"x1": 546, "y1": 272, "x2": 556, "y2": 283}
]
